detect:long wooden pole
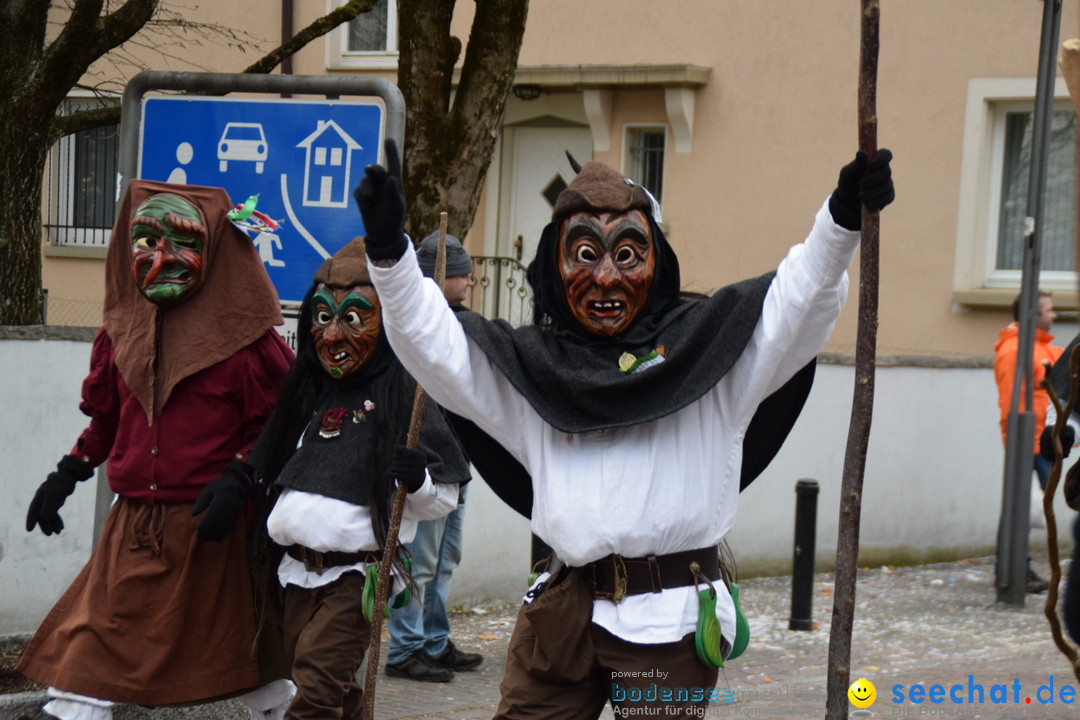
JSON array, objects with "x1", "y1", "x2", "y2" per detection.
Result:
[
  {"x1": 360, "y1": 212, "x2": 449, "y2": 720},
  {"x1": 825, "y1": 3, "x2": 879, "y2": 718}
]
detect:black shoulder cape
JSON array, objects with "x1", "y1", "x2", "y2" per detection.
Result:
[{"x1": 446, "y1": 271, "x2": 816, "y2": 517}]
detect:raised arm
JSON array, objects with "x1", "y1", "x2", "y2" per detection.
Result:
[
  {"x1": 355, "y1": 141, "x2": 531, "y2": 461},
  {"x1": 727, "y1": 150, "x2": 894, "y2": 405}
]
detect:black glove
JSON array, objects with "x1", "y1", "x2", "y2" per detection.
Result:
[
  {"x1": 354, "y1": 139, "x2": 408, "y2": 262},
  {"x1": 191, "y1": 460, "x2": 253, "y2": 542},
  {"x1": 26, "y1": 455, "x2": 94, "y2": 536},
  {"x1": 1040, "y1": 425, "x2": 1076, "y2": 460},
  {"x1": 387, "y1": 446, "x2": 427, "y2": 493},
  {"x1": 828, "y1": 148, "x2": 895, "y2": 231}
]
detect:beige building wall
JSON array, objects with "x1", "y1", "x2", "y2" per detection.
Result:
[
  {"x1": 23, "y1": 1, "x2": 1080, "y2": 620},
  {"x1": 40, "y1": 0, "x2": 1080, "y2": 361}
]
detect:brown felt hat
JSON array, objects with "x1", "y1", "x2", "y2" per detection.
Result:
[
  {"x1": 314, "y1": 236, "x2": 370, "y2": 287},
  {"x1": 552, "y1": 160, "x2": 654, "y2": 220}
]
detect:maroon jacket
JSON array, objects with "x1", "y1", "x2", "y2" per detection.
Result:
[{"x1": 71, "y1": 328, "x2": 293, "y2": 503}]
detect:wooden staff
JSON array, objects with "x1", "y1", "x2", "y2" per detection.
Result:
[
  {"x1": 360, "y1": 212, "x2": 449, "y2": 720},
  {"x1": 825, "y1": 3, "x2": 880, "y2": 718}
]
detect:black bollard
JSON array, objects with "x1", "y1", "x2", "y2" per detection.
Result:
[{"x1": 789, "y1": 479, "x2": 819, "y2": 631}]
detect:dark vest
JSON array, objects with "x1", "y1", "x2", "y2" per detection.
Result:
[{"x1": 274, "y1": 382, "x2": 470, "y2": 505}]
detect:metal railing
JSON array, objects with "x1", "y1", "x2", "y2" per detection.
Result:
[
  {"x1": 466, "y1": 256, "x2": 532, "y2": 327},
  {"x1": 43, "y1": 255, "x2": 532, "y2": 330}
]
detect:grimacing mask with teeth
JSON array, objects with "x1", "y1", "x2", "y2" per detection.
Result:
[
  {"x1": 310, "y1": 283, "x2": 382, "y2": 379},
  {"x1": 557, "y1": 208, "x2": 656, "y2": 337},
  {"x1": 130, "y1": 193, "x2": 207, "y2": 305}
]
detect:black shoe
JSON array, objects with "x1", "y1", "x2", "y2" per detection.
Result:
[
  {"x1": 1027, "y1": 569, "x2": 1049, "y2": 594},
  {"x1": 385, "y1": 650, "x2": 455, "y2": 682},
  {"x1": 433, "y1": 639, "x2": 483, "y2": 671}
]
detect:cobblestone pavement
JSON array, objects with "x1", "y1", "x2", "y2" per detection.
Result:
[
  {"x1": 6, "y1": 554, "x2": 1080, "y2": 719},
  {"x1": 369, "y1": 553, "x2": 1080, "y2": 719}
]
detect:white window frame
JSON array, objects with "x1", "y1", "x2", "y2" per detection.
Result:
[
  {"x1": 953, "y1": 77, "x2": 1075, "y2": 302},
  {"x1": 45, "y1": 95, "x2": 121, "y2": 249},
  {"x1": 621, "y1": 124, "x2": 668, "y2": 213},
  {"x1": 325, "y1": 0, "x2": 398, "y2": 70}
]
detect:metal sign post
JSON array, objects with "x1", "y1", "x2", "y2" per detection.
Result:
[{"x1": 997, "y1": 0, "x2": 1062, "y2": 607}]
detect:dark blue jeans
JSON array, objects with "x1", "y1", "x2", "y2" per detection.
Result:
[{"x1": 1035, "y1": 454, "x2": 1050, "y2": 490}]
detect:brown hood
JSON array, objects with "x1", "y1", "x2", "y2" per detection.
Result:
[
  {"x1": 103, "y1": 179, "x2": 284, "y2": 421},
  {"x1": 551, "y1": 160, "x2": 654, "y2": 220},
  {"x1": 314, "y1": 236, "x2": 370, "y2": 287}
]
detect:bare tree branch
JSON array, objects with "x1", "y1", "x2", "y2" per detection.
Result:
[
  {"x1": 0, "y1": 0, "x2": 391, "y2": 324},
  {"x1": 49, "y1": 0, "x2": 380, "y2": 140},
  {"x1": 243, "y1": 0, "x2": 378, "y2": 74},
  {"x1": 54, "y1": 104, "x2": 122, "y2": 138},
  {"x1": 42, "y1": 0, "x2": 157, "y2": 100}
]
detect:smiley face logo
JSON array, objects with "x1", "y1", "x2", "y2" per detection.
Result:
[{"x1": 848, "y1": 677, "x2": 876, "y2": 708}]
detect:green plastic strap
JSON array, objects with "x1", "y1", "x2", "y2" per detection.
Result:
[
  {"x1": 694, "y1": 586, "x2": 725, "y2": 669},
  {"x1": 727, "y1": 582, "x2": 750, "y2": 660}
]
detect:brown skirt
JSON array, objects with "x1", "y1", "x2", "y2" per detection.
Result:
[{"x1": 18, "y1": 497, "x2": 264, "y2": 706}]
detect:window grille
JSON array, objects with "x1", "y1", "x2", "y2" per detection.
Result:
[
  {"x1": 628, "y1": 128, "x2": 665, "y2": 205},
  {"x1": 995, "y1": 109, "x2": 1075, "y2": 273},
  {"x1": 45, "y1": 100, "x2": 120, "y2": 248},
  {"x1": 347, "y1": 0, "x2": 395, "y2": 53}
]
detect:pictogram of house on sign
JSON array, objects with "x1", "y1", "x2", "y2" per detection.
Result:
[{"x1": 297, "y1": 119, "x2": 362, "y2": 208}]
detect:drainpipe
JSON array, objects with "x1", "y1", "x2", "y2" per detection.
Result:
[{"x1": 281, "y1": 0, "x2": 294, "y2": 97}]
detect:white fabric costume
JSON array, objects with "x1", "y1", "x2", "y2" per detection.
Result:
[{"x1": 369, "y1": 198, "x2": 858, "y2": 647}]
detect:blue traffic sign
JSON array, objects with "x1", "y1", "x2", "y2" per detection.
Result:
[{"x1": 138, "y1": 96, "x2": 385, "y2": 304}]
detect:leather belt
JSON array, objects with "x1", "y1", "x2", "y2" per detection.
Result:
[
  {"x1": 585, "y1": 547, "x2": 721, "y2": 603},
  {"x1": 285, "y1": 544, "x2": 377, "y2": 575}
]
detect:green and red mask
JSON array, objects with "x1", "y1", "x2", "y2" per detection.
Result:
[
  {"x1": 557, "y1": 209, "x2": 656, "y2": 337},
  {"x1": 311, "y1": 283, "x2": 382, "y2": 379},
  {"x1": 130, "y1": 193, "x2": 207, "y2": 305}
]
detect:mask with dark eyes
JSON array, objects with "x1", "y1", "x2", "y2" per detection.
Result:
[{"x1": 556, "y1": 209, "x2": 656, "y2": 337}]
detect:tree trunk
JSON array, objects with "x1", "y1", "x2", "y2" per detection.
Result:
[
  {"x1": 0, "y1": 106, "x2": 52, "y2": 325},
  {"x1": 0, "y1": 0, "x2": 374, "y2": 326},
  {"x1": 398, "y1": 0, "x2": 529, "y2": 241}
]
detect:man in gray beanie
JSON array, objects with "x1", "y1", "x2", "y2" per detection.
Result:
[
  {"x1": 385, "y1": 231, "x2": 483, "y2": 681},
  {"x1": 416, "y1": 231, "x2": 476, "y2": 308}
]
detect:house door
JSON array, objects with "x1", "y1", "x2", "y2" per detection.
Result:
[{"x1": 500, "y1": 127, "x2": 594, "y2": 265}]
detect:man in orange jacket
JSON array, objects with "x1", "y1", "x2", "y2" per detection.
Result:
[{"x1": 993, "y1": 290, "x2": 1062, "y2": 594}]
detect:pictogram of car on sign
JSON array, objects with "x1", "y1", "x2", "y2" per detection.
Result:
[{"x1": 218, "y1": 122, "x2": 268, "y2": 173}]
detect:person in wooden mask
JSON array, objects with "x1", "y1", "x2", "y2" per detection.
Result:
[
  {"x1": 356, "y1": 142, "x2": 894, "y2": 719},
  {"x1": 250, "y1": 237, "x2": 471, "y2": 719},
  {"x1": 20, "y1": 180, "x2": 296, "y2": 720}
]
